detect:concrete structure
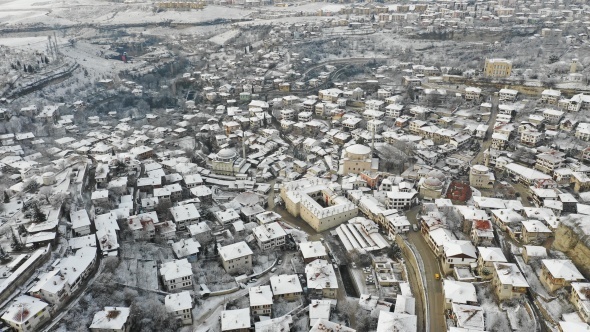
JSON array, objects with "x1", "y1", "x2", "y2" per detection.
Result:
[
  {"x1": 540, "y1": 259, "x2": 584, "y2": 293},
  {"x1": 159, "y1": 259, "x2": 193, "y2": 292},
  {"x1": 211, "y1": 148, "x2": 246, "y2": 176},
  {"x1": 249, "y1": 285, "x2": 273, "y2": 316},
  {"x1": 340, "y1": 144, "x2": 378, "y2": 176},
  {"x1": 1, "y1": 296, "x2": 50, "y2": 332},
  {"x1": 281, "y1": 178, "x2": 358, "y2": 232},
  {"x1": 469, "y1": 165, "x2": 495, "y2": 189},
  {"x1": 491, "y1": 262, "x2": 529, "y2": 301},
  {"x1": 165, "y1": 291, "x2": 193, "y2": 325},
  {"x1": 89, "y1": 307, "x2": 131, "y2": 332},
  {"x1": 219, "y1": 241, "x2": 253, "y2": 274},
  {"x1": 484, "y1": 58, "x2": 512, "y2": 78}
]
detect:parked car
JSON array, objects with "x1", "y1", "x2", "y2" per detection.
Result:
[{"x1": 412, "y1": 224, "x2": 419, "y2": 232}]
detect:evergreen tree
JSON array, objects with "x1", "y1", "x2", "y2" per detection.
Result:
[
  {"x1": 32, "y1": 205, "x2": 46, "y2": 223},
  {"x1": 3, "y1": 192, "x2": 9, "y2": 203}
]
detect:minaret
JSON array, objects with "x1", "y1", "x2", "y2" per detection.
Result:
[
  {"x1": 242, "y1": 133, "x2": 246, "y2": 159},
  {"x1": 371, "y1": 125, "x2": 376, "y2": 155},
  {"x1": 571, "y1": 58, "x2": 578, "y2": 74}
]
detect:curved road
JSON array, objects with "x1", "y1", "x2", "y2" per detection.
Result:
[{"x1": 405, "y1": 206, "x2": 446, "y2": 332}]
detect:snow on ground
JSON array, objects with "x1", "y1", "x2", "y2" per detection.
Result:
[
  {"x1": 0, "y1": 37, "x2": 50, "y2": 52},
  {"x1": 209, "y1": 29, "x2": 240, "y2": 46}
]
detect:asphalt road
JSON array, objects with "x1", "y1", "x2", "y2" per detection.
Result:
[
  {"x1": 471, "y1": 94, "x2": 499, "y2": 166},
  {"x1": 405, "y1": 206, "x2": 446, "y2": 332}
]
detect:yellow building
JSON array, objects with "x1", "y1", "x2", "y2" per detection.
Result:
[
  {"x1": 469, "y1": 165, "x2": 495, "y2": 189},
  {"x1": 484, "y1": 58, "x2": 512, "y2": 78},
  {"x1": 340, "y1": 144, "x2": 378, "y2": 176}
]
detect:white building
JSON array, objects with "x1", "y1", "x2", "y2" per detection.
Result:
[
  {"x1": 306, "y1": 259, "x2": 338, "y2": 299},
  {"x1": 219, "y1": 241, "x2": 253, "y2": 274},
  {"x1": 252, "y1": 222, "x2": 287, "y2": 250},
  {"x1": 249, "y1": 285, "x2": 273, "y2": 316},
  {"x1": 89, "y1": 307, "x2": 131, "y2": 332},
  {"x1": 170, "y1": 204, "x2": 200, "y2": 230},
  {"x1": 270, "y1": 274, "x2": 303, "y2": 301},
  {"x1": 70, "y1": 209, "x2": 91, "y2": 236},
  {"x1": 165, "y1": 291, "x2": 193, "y2": 325},
  {"x1": 159, "y1": 259, "x2": 193, "y2": 292},
  {"x1": 221, "y1": 308, "x2": 251, "y2": 332},
  {"x1": 1, "y1": 296, "x2": 50, "y2": 332}
]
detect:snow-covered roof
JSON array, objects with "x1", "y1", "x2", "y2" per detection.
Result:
[
  {"x1": 477, "y1": 247, "x2": 507, "y2": 263},
  {"x1": 249, "y1": 285, "x2": 273, "y2": 307},
  {"x1": 376, "y1": 311, "x2": 417, "y2": 332},
  {"x1": 89, "y1": 307, "x2": 130, "y2": 330},
  {"x1": 165, "y1": 291, "x2": 193, "y2": 313},
  {"x1": 443, "y1": 280, "x2": 477, "y2": 305},
  {"x1": 172, "y1": 238, "x2": 201, "y2": 258},
  {"x1": 221, "y1": 308, "x2": 251, "y2": 331},
  {"x1": 311, "y1": 319, "x2": 356, "y2": 332},
  {"x1": 170, "y1": 204, "x2": 200, "y2": 222},
  {"x1": 299, "y1": 241, "x2": 327, "y2": 260},
  {"x1": 219, "y1": 241, "x2": 253, "y2": 262},
  {"x1": 269, "y1": 274, "x2": 302, "y2": 296},
  {"x1": 451, "y1": 303, "x2": 484, "y2": 330},
  {"x1": 443, "y1": 240, "x2": 477, "y2": 259},
  {"x1": 253, "y1": 222, "x2": 287, "y2": 243},
  {"x1": 305, "y1": 259, "x2": 337, "y2": 290},
  {"x1": 542, "y1": 259, "x2": 584, "y2": 281},
  {"x1": 1, "y1": 295, "x2": 48, "y2": 324},
  {"x1": 493, "y1": 262, "x2": 529, "y2": 288},
  {"x1": 159, "y1": 259, "x2": 192, "y2": 281}
]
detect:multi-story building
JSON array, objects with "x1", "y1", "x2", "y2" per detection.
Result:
[
  {"x1": 249, "y1": 285, "x2": 273, "y2": 316},
  {"x1": 541, "y1": 89, "x2": 561, "y2": 105},
  {"x1": 469, "y1": 165, "x2": 495, "y2": 189},
  {"x1": 492, "y1": 262, "x2": 529, "y2": 301},
  {"x1": 520, "y1": 130, "x2": 544, "y2": 147},
  {"x1": 89, "y1": 307, "x2": 131, "y2": 332},
  {"x1": 70, "y1": 209, "x2": 91, "y2": 236},
  {"x1": 535, "y1": 150, "x2": 565, "y2": 174},
  {"x1": 165, "y1": 291, "x2": 193, "y2": 325},
  {"x1": 499, "y1": 88, "x2": 518, "y2": 101},
  {"x1": 340, "y1": 144, "x2": 377, "y2": 176},
  {"x1": 160, "y1": 259, "x2": 193, "y2": 292},
  {"x1": 252, "y1": 222, "x2": 287, "y2": 250},
  {"x1": 219, "y1": 241, "x2": 253, "y2": 274},
  {"x1": 576, "y1": 123, "x2": 590, "y2": 141},
  {"x1": 464, "y1": 87, "x2": 481, "y2": 100},
  {"x1": 281, "y1": 177, "x2": 358, "y2": 232},
  {"x1": 1, "y1": 296, "x2": 50, "y2": 332},
  {"x1": 570, "y1": 282, "x2": 590, "y2": 323},
  {"x1": 484, "y1": 58, "x2": 512, "y2": 78},
  {"x1": 270, "y1": 274, "x2": 303, "y2": 301},
  {"x1": 540, "y1": 259, "x2": 584, "y2": 293},
  {"x1": 170, "y1": 204, "x2": 200, "y2": 230},
  {"x1": 306, "y1": 260, "x2": 338, "y2": 299}
]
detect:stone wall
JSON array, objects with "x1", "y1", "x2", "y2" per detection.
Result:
[{"x1": 553, "y1": 217, "x2": 590, "y2": 278}]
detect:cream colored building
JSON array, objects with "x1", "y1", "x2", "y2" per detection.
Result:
[
  {"x1": 492, "y1": 262, "x2": 529, "y2": 301},
  {"x1": 484, "y1": 58, "x2": 512, "y2": 78},
  {"x1": 211, "y1": 148, "x2": 246, "y2": 176},
  {"x1": 219, "y1": 241, "x2": 253, "y2": 274},
  {"x1": 340, "y1": 144, "x2": 378, "y2": 176},
  {"x1": 281, "y1": 177, "x2": 358, "y2": 232},
  {"x1": 469, "y1": 165, "x2": 495, "y2": 189}
]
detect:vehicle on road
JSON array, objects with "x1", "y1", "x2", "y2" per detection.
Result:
[
  {"x1": 270, "y1": 267, "x2": 277, "y2": 273},
  {"x1": 412, "y1": 224, "x2": 419, "y2": 232},
  {"x1": 278, "y1": 259, "x2": 283, "y2": 265},
  {"x1": 434, "y1": 273, "x2": 441, "y2": 280}
]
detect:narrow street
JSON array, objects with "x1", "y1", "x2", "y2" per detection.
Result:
[
  {"x1": 405, "y1": 206, "x2": 446, "y2": 332},
  {"x1": 471, "y1": 94, "x2": 499, "y2": 165}
]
